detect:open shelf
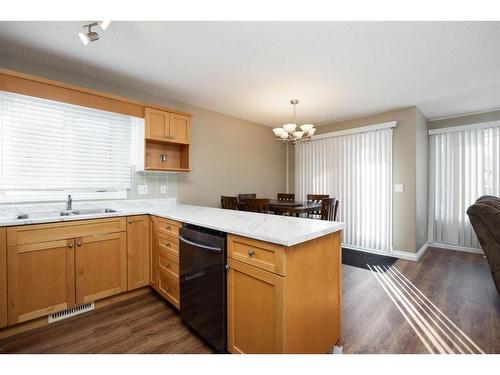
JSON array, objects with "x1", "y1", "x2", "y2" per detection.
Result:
[{"x1": 144, "y1": 140, "x2": 190, "y2": 172}]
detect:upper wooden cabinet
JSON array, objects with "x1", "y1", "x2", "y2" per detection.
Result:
[
  {"x1": 169, "y1": 113, "x2": 191, "y2": 144},
  {"x1": 0, "y1": 228, "x2": 7, "y2": 328},
  {"x1": 145, "y1": 108, "x2": 191, "y2": 145},
  {"x1": 127, "y1": 215, "x2": 150, "y2": 290}
]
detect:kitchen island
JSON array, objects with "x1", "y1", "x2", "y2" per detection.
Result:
[{"x1": 0, "y1": 199, "x2": 344, "y2": 353}]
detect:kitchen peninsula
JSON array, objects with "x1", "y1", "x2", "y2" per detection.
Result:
[{"x1": 0, "y1": 200, "x2": 344, "y2": 354}]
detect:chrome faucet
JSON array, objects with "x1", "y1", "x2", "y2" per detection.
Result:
[{"x1": 66, "y1": 194, "x2": 72, "y2": 211}]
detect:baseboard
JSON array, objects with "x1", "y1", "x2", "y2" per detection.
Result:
[
  {"x1": 427, "y1": 242, "x2": 484, "y2": 254},
  {"x1": 343, "y1": 244, "x2": 427, "y2": 262}
]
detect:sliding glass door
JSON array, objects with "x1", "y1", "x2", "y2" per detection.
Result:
[
  {"x1": 428, "y1": 123, "x2": 500, "y2": 249},
  {"x1": 295, "y1": 127, "x2": 393, "y2": 254}
]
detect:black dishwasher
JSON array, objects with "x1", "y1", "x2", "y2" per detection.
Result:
[{"x1": 179, "y1": 224, "x2": 227, "y2": 353}]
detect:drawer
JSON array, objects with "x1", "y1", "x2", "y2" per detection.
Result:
[
  {"x1": 158, "y1": 271, "x2": 180, "y2": 309},
  {"x1": 158, "y1": 234, "x2": 179, "y2": 257},
  {"x1": 157, "y1": 218, "x2": 180, "y2": 238},
  {"x1": 7, "y1": 217, "x2": 127, "y2": 246},
  {"x1": 228, "y1": 234, "x2": 285, "y2": 276},
  {"x1": 159, "y1": 248, "x2": 179, "y2": 279}
]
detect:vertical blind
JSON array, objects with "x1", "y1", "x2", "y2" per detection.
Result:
[
  {"x1": 0, "y1": 91, "x2": 132, "y2": 201},
  {"x1": 295, "y1": 127, "x2": 393, "y2": 253},
  {"x1": 428, "y1": 123, "x2": 500, "y2": 248}
]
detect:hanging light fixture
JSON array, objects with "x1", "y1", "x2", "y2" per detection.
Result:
[
  {"x1": 78, "y1": 21, "x2": 111, "y2": 46},
  {"x1": 273, "y1": 99, "x2": 316, "y2": 145}
]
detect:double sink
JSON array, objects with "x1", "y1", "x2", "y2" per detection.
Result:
[{"x1": 16, "y1": 208, "x2": 118, "y2": 220}]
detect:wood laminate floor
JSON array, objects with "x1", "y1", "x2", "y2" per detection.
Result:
[{"x1": 0, "y1": 247, "x2": 498, "y2": 354}]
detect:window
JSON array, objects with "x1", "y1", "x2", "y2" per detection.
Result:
[
  {"x1": 0, "y1": 91, "x2": 133, "y2": 202},
  {"x1": 428, "y1": 122, "x2": 500, "y2": 249},
  {"x1": 295, "y1": 125, "x2": 393, "y2": 253}
]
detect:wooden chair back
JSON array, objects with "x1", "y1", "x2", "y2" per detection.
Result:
[
  {"x1": 245, "y1": 198, "x2": 270, "y2": 213},
  {"x1": 320, "y1": 198, "x2": 336, "y2": 221},
  {"x1": 277, "y1": 193, "x2": 295, "y2": 201},
  {"x1": 333, "y1": 200, "x2": 339, "y2": 221},
  {"x1": 238, "y1": 193, "x2": 256, "y2": 203},
  {"x1": 307, "y1": 194, "x2": 329, "y2": 203},
  {"x1": 221, "y1": 196, "x2": 238, "y2": 210}
]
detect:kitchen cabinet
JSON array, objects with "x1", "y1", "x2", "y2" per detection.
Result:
[
  {"x1": 145, "y1": 108, "x2": 191, "y2": 144},
  {"x1": 7, "y1": 238, "x2": 75, "y2": 325},
  {"x1": 127, "y1": 215, "x2": 150, "y2": 290},
  {"x1": 6, "y1": 217, "x2": 127, "y2": 325},
  {"x1": 143, "y1": 107, "x2": 191, "y2": 172},
  {"x1": 0, "y1": 228, "x2": 7, "y2": 328},
  {"x1": 227, "y1": 232, "x2": 342, "y2": 354},
  {"x1": 150, "y1": 215, "x2": 181, "y2": 309},
  {"x1": 75, "y1": 232, "x2": 127, "y2": 304},
  {"x1": 227, "y1": 257, "x2": 284, "y2": 354}
]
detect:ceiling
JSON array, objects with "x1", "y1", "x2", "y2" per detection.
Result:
[{"x1": 0, "y1": 21, "x2": 500, "y2": 126}]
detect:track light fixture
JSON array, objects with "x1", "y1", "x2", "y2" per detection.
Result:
[{"x1": 78, "y1": 21, "x2": 111, "y2": 46}]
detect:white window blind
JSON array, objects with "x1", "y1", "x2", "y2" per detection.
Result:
[
  {"x1": 0, "y1": 91, "x2": 132, "y2": 202},
  {"x1": 295, "y1": 127, "x2": 393, "y2": 253},
  {"x1": 428, "y1": 123, "x2": 500, "y2": 249}
]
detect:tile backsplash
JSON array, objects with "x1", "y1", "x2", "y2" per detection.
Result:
[{"x1": 127, "y1": 166, "x2": 177, "y2": 200}]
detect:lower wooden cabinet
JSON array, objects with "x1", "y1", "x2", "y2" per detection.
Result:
[
  {"x1": 127, "y1": 215, "x2": 150, "y2": 290},
  {"x1": 7, "y1": 239, "x2": 75, "y2": 325},
  {"x1": 227, "y1": 258, "x2": 284, "y2": 354},
  {"x1": 75, "y1": 232, "x2": 127, "y2": 305},
  {"x1": 1, "y1": 228, "x2": 7, "y2": 328}
]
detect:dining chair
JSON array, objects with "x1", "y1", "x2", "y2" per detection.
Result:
[
  {"x1": 245, "y1": 198, "x2": 270, "y2": 213},
  {"x1": 237, "y1": 193, "x2": 257, "y2": 211},
  {"x1": 277, "y1": 193, "x2": 295, "y2": 201},
  {"x1": 307, "y1": 194, "x2": 329, "y2": 218},
  {"x1": 333, "y1": 200, "x2": 339, "y2": 221},
  {"x1": 320, "y1": 198, "x2": 336, "y2": 221},
  {"x1": 220, "y1": 196, "x2": 238, "y2": 210}
]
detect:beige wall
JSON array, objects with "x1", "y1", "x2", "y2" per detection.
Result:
[
  {"x1": 428, "y1": 109, "x2": 500, "y2": 129},
  {"x1": 0, "y1": 55, "x2": 286, "y2": 207},
  {"x1": 289, "y1": 106, "x2": 423, "y2": 253}
]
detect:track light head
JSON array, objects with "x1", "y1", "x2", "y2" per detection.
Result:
[{"x1": 79, "y1": 21, "x2": 110, "y2": 46}]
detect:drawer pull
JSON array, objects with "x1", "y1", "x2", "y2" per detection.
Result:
[
  {"x1": 248, "y1": 249, "x2": 255, "y2": 257},
  {"x1": 166, "y1": 287, "x2": 171, "y2": 293},
  {"x1": 166, "y1": 243, "x2": 171, "y2": 248},
  {"x1": 166, "y1": 226, "x2": 171, "y2": 230},
  {"x1": 166, "y1": 263, "x2": 171, "y2": 269},
  {"x1": 128, "y1": 220, "x2": 133, "y2": 224},
  {"x1": 77, "y1": 241, "x2": 82, "y2": 247},
  {"x1": 68, "y1": 243, "x2": 74, "y2": 249}
]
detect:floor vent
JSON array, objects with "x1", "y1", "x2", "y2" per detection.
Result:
[{"x1": 48, "y1": 302, "x2": 95, "y2": 323}]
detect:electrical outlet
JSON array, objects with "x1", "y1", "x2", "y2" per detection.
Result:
[
  {"x1": 138, "y1": 185, "x2": 148, "y2": 195},
  {"x1": 160, "y1": 185, "x2": 167, "y2": 194},
  {"x1": 394, "y1": 184, "x2": 404, "y2": 193}
]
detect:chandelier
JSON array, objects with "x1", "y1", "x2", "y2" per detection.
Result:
[{"x1": 273, "y1": 99, "x2": 316, "y2": 145}]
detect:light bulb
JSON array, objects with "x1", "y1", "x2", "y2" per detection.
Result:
[
  {"x1": 300, "y1": 124, "x2": 314, "y2": 132},
  {"x1": 100, "y1": 21, "x2": 111, "y2": 30},
  {"x1": 273, "y1": 128, "x2": 284, "y2": 137},
  {"x1": 283, "y1": 123, "x2": 297, "y2": 133},
  {"x1": 78, "y1": 32, "x2": 90, "y2": 46},
  {"x1": 293, "y1": 131, "x2": 304, "y2": 139}
]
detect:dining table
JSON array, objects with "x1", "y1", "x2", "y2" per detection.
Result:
[{"x1": 237, "y1": 199, "x2": 322, "y2": 217}]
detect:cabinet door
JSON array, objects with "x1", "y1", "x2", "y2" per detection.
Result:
[
  {"x1": 227, "y1": 258, "x2": 285, "y2": 354},
  {"x1": 145, "y1": 107, "x2": 169, "y2": 141},
  {"x1": 0, "y1": 228, "x2": 7, "y2": 328},
  {"x1": 126, "y1": 215, "x2": 150, "y2": 290},
  {"x1": 169, "y1": 113, "x2": 190, "y2": 144},
  {"x1": 150, "y1": 216, "x2": 159, "y2": 288},
  {"x1": 75, "y1": 232, "x2": 127, "y2": 304},
  {"x1": 7, "y1": 239, "x2": 75, "y2": 325}
]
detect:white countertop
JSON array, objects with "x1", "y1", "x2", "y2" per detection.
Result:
[{"x1": 0, "y1": 199, "x2": 344, "y2": 246}]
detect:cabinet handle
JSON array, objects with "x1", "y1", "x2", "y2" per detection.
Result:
[
  {"x1": 166, "y1": 263, "x2": 171, "y2": 269},
  {"x1": 68, "y1": 243, "x2": 74, "y2": 249},
  {"x1": 166, "y1": 288, "x2": 171, "y2": 293},
  {"x1": 128, "y1": 220, "x2": 133, "y2": 224},
  {"x1": 166, "y1": 226, "x2": 171, "y2": 230},
  {"x1": 225, "y1": 264, "x2": 230, "y2": 270},
  {"x1": 77, "y1": 241, "x2": 82, "y2": 247},
  {"x1": 166, "y1": 243, "x2": 171, "y2": 248},
  {"x1": 248, "y1": 249, "x2": 255, "y2": 257}
]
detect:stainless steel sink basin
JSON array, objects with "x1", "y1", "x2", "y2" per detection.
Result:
[{"x1": 16, "y1": 208, "x2": 118, "y2": 220}]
